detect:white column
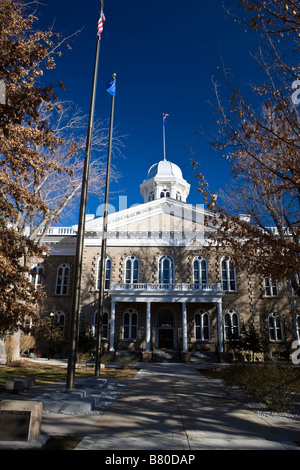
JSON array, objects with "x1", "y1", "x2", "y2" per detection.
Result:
[
  {"x1": 217, "y1": 301, "x2": 224, "y2": 353},
  {"x1": 170, "y1": 185, "x2": 176, "y2": 199},
  {"x1": 146, "y1": 302, "x2": 151, "y2": 352},
  {"x1": 109, "y1": 301, "x2": 116, "y2": 352},
  {"x1": 182, "y1": 302, "x2": 188, "y2": 352}
]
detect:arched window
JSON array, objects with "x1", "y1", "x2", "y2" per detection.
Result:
[
  {"x1": 30, "y1": 264, "x2": 43, "y2": 289},
  {"x1": 55, "y1": 264, "x2": 70, "y2": 295},
  {"x1": 193, "y1": 256, "x2": 208, "y2": 286},
  {"x1": 94, "y1": 310, "x2": 110, "y2": 339},
  {"x1": 158, "y1": 255, "x2": 174, "y2": 287},
  {"x1": 123, "y1": 309, "x2": 138, "y2": 340},
  {"x1": 224, "y1": 309, "x2": 240, "y2": 340},
  {"x1": 97, "y1": 257, "x2": 112, "y2": 290},
  {"x1": 221, "y1": 257, "x2": 236, "y2": 291},
  {"x1": 268, "y1": 313, "x2": 283, "y2": 341},
  {"x1": 125, "y1": 256, "x2": 139, "y2": 285},
  {"x1": 160, "y1": 189, "x2": 170, "y2": 198},
  {"x1": 55, "y1": 310, "x2": 65, "y2": 332},
  {"x1": 195, "y1": 310, "x2": 210, "y2": 340}
]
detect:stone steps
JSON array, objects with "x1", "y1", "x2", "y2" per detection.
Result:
[{"x1": 152, "y1": 349, "x2": 180, "y2": 363}]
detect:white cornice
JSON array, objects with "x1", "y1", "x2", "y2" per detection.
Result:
[{"x1": 82, "y1": 197, "x2": 209, "y2": 233}]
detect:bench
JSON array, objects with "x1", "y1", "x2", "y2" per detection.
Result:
[{"x1": 5, "y1": 377, "x2": 35, "y2": 392}]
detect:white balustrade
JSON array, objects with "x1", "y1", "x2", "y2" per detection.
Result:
[{"x1": 111, "y1": 282, "x2": 222, "y2": 292}]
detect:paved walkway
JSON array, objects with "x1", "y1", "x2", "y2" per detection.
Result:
[
  {"x1": 73, "y1": 363, "x2": 300, "y2": 450},
  {"x1": 1, "y1": 362, "x2": 300, "y2": 450}
]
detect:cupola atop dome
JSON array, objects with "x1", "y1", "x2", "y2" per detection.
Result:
[
  {"x1": 147, "y1": 160, "x2": 183, "y2": 180},
  {"x1": 140, "y1": 159, "x2": 190, "y2": 203}
]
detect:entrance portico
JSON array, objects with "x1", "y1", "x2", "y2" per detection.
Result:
[{"x1": 108, "y1": 283, "x2": 225, "y2": 356}]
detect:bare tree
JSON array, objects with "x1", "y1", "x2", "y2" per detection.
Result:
[
  {"x1": 193, "y1": 0, "x2": 300, "y2": 281},
  {"x1": 11, "y1": 101, "x2": 125, "y2": 244},
  {"x1": 0, "y1": 0, "x2": 79, "y2": 332}
]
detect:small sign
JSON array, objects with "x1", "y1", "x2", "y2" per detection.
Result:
[{"x1": 0, "y1": 410, "x2": 31, "y2": 441}]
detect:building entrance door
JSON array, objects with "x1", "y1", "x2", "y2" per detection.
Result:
[{"x1": 158, "y1": 329, "x2": 174, "y2": 348}]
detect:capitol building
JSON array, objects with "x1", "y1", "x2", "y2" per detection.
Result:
[{"x1": 34, "y1": 157, "x2": 300, "y2": 362}]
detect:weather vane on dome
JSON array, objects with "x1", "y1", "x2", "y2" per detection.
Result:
[{"x1": 162, "y1": 113, "x2": 169, "y2": 161}]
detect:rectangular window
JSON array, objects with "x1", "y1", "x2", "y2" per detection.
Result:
[
  {"x1": 105, "y1": 259, "x2": 111, "y2": 290},
  {"x1": 221, "y1": 259, "x2": 236, "y2": 291},
  {"x1": 264, "y1": 277, "x2": 277, "y2": 296},
  {"x1": 55, "y1": 265, "x2": 69, "y2": 295},
  {"x1": 195, "y1": 312, "x2": 210, "y2": 341},
  {"x1": 229, "y1": 262, "x2": 236, "y2": 291},
  {"x1": 123, "y1": 312, "x2": 138, "y2": 340},
  {"x1": 97, "y1": 258, "x2": 111, "y2": 290},
  {"x1": 222, "y1": 261, "x2": 228, "y2": 290},
  {"x1": 268, "y1": 315, "x2": 282, "y2": 341}
]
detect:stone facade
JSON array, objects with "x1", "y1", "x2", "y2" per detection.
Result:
[
  {"x1": 38, "y1": 226, "x2": 298, "y2": 361},
  {"x1": 34, "y1": 159, "x2": 299, "y2": 361}
]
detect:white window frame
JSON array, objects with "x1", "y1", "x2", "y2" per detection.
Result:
[
  {"x1": 193, "y1": 256, "x2": 208, "y2": 286},
  {"x1": 125, "y1": 256, "x2": 139, "y2": 285},
  {"x1": 195, "y1": 310, "x2": 210, "y2": 340},
  {"x1": 268, "y1": 313, "x2": 283, "y2": 341},
  {"x1": 224, "y1": 309, "x2": 240, "y2": 340},
  {"x1": 221, "y1": 257, "x2": 236, "y2": 291},
  {"x1": 97, "y1": 257, "x2": 112, "y2": 290},
  {"x1": 264, "y1": 277, "x2": 278, "y2": 296},
  {"x1": 158, "y1": 255, "x2": 174, "y2": 287},
  {"x1": 55, "y1": 264, "x2": 70, "y2": 295},
  {"x1": 30, "y1": 263, "x2": 43, "y2": 290},
  {"x1": 123, "y1": 309, "x2": 138, "y2": 340}
]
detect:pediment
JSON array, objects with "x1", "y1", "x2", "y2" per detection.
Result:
[{"x1": 83, "y1": 198, "x2": 209, "y2": 234}]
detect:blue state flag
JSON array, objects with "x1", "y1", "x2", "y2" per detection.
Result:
[
  {"x1": 163, "y1": 113, "x2": 169, "y2": 125},
  {"x1": 106, "y1": 77, "x2": 116, "y2": 96}
]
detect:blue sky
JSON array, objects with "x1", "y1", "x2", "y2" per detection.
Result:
[{"x1": 36, "y1": 0, "x2": 260, "y2": 225}]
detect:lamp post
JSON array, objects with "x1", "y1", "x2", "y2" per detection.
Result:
[{"x1": 49, "y1": 310, "x2": 55, "y2": 358}]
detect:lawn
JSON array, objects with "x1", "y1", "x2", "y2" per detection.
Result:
[
  {"x1": 0, "y1": 359, "x2": 138, "y2": 390},
  {"x1": 200, "y1": 364, "x2": 300, "y2": 413},
  {"x1": 0, "y1": 360, "x2": 138, "y2": 450}
]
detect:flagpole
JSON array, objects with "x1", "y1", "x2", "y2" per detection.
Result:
[
  {"x1": 163, "y1": 116, "x2": 166, "y2": 161},
  {"x1": 66, "y1": 1, "x2": 105, "y2": 390},
  {"x1": 95, "y1": 74, "x2": 116, "y2": 377},
  {"x1": 162, "y1": 113, "x2": 169, "y2": 161}
]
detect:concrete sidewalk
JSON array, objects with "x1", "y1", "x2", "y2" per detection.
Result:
[
  {"x1": 73, "y1": 363, "x2": 300, "y2": 450},
  {"x1": 1, "y1": 362, "x2": 300, "y2": 450}
]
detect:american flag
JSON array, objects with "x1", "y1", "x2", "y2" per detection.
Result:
[
  {"x1": 97, "y1": 13, "x2": 106, "y2": 39},
  {"x1": 163, "y1": 113, "x2": 169, "y2": 125}
]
